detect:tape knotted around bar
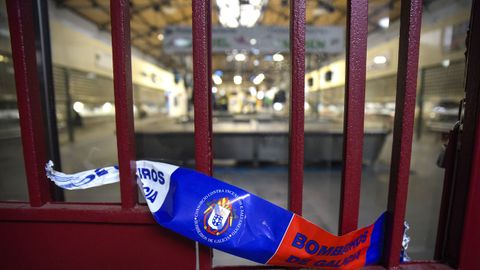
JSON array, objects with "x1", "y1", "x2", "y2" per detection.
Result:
[{"x1": 46, "y1": 160, "x2": 409, "y2": 269}]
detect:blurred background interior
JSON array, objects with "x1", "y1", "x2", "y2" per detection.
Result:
[{"x1": 0, "y1": 0, "x2": 471, "y2": 266}]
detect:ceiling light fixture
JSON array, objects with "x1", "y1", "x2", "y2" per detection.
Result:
[
  {"x1": 442, "y1": 59, "x2": 450, "y2": 67},
  {"x1": 378, "y1": 17, "x2": 390, "y2": 29},
  {"x1": 157, "y1": 33, "x2": 164, "y2": 41},
  {"x1": 73, "y1": 101, "x2": 85, "y2": 113},
  {"x1": 257, "y1": 90, "x2": 265, "y2": 100},
  {"x1": 216, "y1": 0, "x2": 267, "y2": 28},
  {"x1": 373, "y1": 55, "x2": 387, "y2": 64},
  {"x1": 273, "y1": 102, "x2": 283, "y2": 111},
  {"x1": 252, "y1": 73, "x2": 265, "y2": 85},
  {"x1": 235, "y1": 53, "x2": 247, "y2": 61},
  {"x1": 273, "y1": 53, "x2": 284, "y2": 62},
  {"x1": 212, "y1": 74, "x2": 223, "y2": 85},
  {"x1": 234, "y1": 75, "x2": 242, "y2": 85},
  {"x1": 102, "y1": 102, "x2": 113, "y2": 113}
]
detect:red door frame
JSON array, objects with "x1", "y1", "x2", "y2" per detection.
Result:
[
  {"x1": 1, "y1": 0, "x2": 480, "y2": 269},
  {"x1": 0, "y1": 1, "x2": 195, "y2": 269},
  {"x1": 448, "y1": 2, "x2": 480, "y2": 269}
]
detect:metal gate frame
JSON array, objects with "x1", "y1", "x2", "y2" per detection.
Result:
[{"x1": 1, "y1": 0, "x2": 480, "y2": 269}]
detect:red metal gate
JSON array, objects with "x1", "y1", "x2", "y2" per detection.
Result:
[{"x1": 1, "y1": 0, "x2": 480, "y2": 269}]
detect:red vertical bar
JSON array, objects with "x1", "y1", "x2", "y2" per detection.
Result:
[
  {"x1": 288, "y1": 0, "x2": 306, "y2": 215},
  {"x1": 192, "y1": 0, "x2": 213, "y2": 176},
  {"x1": 339, "y1": 0, "x2": 368, "y2": 235},
  {"x1": 110, "y1": 0, "x2": 137, "y2": 209},
  {"x1": 458, "y1": 0, "x2": 480, "y2": 268},
  {"x1": 6, "y1": 0, "x2": 52, "y2": 207},
  {"x1": 192, "y1": 0, "x2": 213, "y2": 269},
  {"x1": 385, "y1": 0, "x2": 423, "y2": 267}
]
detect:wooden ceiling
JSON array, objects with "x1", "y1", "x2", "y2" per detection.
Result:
[{"x1": 54, "y1": 0, "x2": 404, "y2": 81}]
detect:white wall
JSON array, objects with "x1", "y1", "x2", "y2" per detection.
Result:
[
  {"x1": 47, "y1": 0, "x2": 183, "y2": 93},
  {"x1": 305, "y1": 0, "x2": 471, "y2": 92}
]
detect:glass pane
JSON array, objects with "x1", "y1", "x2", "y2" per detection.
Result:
[
  {"x1": 358, "y1": 0, "x2": 402, "y2": 227},
  {"x1": 303, "y1": 0, "x2": 348, "y2": 236},
  {"x1": 304, "y1": 0, "x2": 470, "y2": 261},
  {"x1": 404, "y1": 0, "x2": 470, "y2": 259},
  {"x1": 49, "y1": 1, "x2": 119, "y2": 202},
  {"x1": 0, "y1": 0, "x2": 28, "y2": 201},
  {"x1": 50, "y1": 1, "x2": 195, "y2": 203},
  {"x1": 132, "y1": 0, "x2": 194, "y2": 204},
  {"x1": 356, "y1": 0, "x2": 471, "y2": 260},
  {"x1": 210, "y1": 0, "x2": 290, "y2": 266}
]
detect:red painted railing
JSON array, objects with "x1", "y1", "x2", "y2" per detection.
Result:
[
  {"x1": 0, "y1": 0, "x2": 195, "y2": 268},
  {"x1": 6, "y1": 0, "x2": 52, "y2": 207},
  {"x1": 288, "y1": 0, "x2": 306, "y2": 216},
  {"x1": 2, "y1": 0, "x2": 480, "y2": 269},
  {"x1": 385, "y1": 0, "x2": 423, "y2": 267},
  {"x1": 110, "y1": 0, "x2": 138, "y2": 209},
  {"x1": 339, "y1": 0, "x2": 368, "y2": 235},
  {"x1": 192, "y1": 0, "x2": 214, "y2": 269}
]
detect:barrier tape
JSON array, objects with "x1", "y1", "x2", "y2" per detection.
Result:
[{"x1": 46, "y1": 160, "x2": 408, "y2": 269}]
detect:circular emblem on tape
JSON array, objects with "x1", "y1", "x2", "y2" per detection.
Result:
[{"x1": 194, "y1": 189, "x2": 246, "y2": 244}]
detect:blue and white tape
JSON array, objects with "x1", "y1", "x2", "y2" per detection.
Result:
[{"x1": 46, "y1": 160, "x2": 409, "y2": 269}]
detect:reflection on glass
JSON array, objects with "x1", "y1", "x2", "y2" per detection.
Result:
[{"x1": 48, "y1": 1, "x2": 120, "y2": 202}]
